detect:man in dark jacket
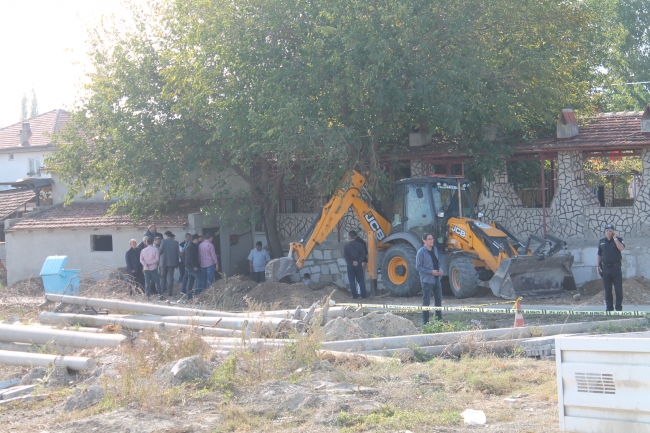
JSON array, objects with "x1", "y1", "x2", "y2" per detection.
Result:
[
  {"x1": 349, "y1": 230, "x2": 368, "y2": 264},
  {"x1": 344, "y1": 231, "x2": 367, "y2": 299},
  {"x1": 137, "y1": 224, "x2": 159, "y2": 249},
  {"x1": 182, "y1": 234, "x2": 202, "y2": 298},
  {"x1": 415, "y1": 232, "x2": 443, "y2": 323},
  {"x1": 125, "y1": 239, "x2": 144, "y2": 295},
  {"x1": 178, "y1": 233, "x2": 191, "y2": 283},
  {"x1": 159, "y1": 231, "x2": 180, "y2": 296}
]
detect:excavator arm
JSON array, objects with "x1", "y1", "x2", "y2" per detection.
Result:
[{"x1": 267, "y1": 171, "x2": 392, "y2": 281}]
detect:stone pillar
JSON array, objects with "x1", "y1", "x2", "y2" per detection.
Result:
[
  {"x1": 411, "y1": 159, "x2": 428, "y2": 177},
  {"x1": 633, "y1": 148, "x2": 650, "y2": 235},
  {"x1": 477, "y1": 166, "x2": 523, "y2": 223},
  {"x1": 549, "y1": 151, "x2": 599, "y2": 238}
]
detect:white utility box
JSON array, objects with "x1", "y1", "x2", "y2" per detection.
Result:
[{"x1": 556, "y1": 332, "x2": 650, "y2": 432}]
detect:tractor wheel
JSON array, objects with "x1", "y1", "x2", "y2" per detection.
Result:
[
  {"x1": 381, "y1": 243, "x2": 421, "y2": 297},
  {"x1": 448, "y1": 256, "x2": 479, "y2": 298}
]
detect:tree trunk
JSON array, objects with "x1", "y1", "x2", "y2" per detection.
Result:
[{"x1": 263, "y1": 201, "x2": 284, "y2": 259}]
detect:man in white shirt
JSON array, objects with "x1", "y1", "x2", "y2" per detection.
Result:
[
  {"x1": 139, "y1": 236, "x2": 162, "y2": 298},
  {"x1": 248, "y1": 241, "x2": 271, "y2": 282}
]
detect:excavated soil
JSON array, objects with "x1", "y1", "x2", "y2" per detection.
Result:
[
  {"x1": 580, "y1": 276, "x2": 650, "y2": 305},
  {"x1": 322, "y1": 312, "x2": 418, "y2": 341},
  {"x1": 195, "y1": 275, "x2": 351, "y2": 311}
]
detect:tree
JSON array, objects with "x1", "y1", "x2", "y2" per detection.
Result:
[
  {"x1": 30, "y1": 88, "x2": 39, "y2": 118},
  {"x1": 52, "y1": 0, "x2": 610, "y2": 256},
  {"x1": 20, "y1": 93, "x2": 28, "y2": 121},
  {"x1": 593, "y1": 0, "x2": 650, "y2": 111}
]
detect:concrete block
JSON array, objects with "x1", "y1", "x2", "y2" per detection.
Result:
[
  {"x1": 339, "y1": 266, "x2": 348, "y2": 272},
  {"x1": 329, "y1": 263, "x2": 339, "y2": 275},
  {"x1": 0, "y1": 385, "x2": 35, "y2": 400},
  {"x1": 313, "y1": 250, "x2": 324, "y2": 260},
  {"x1": 311, "y1": 273, "x2": 321, "y2": 282},
  {"x1": 573, "y1": 266, "x2": 597, "y2": 287},
  {"x1": 321, "y1": 265, "x2": 331, "y2": 275},
  {"x1": 569, "y1": 249, "x2": 582, "y2": 263},
  {"x1": 303, "y1": 260, "x2": 314, "y2": 267},
  {"x1": 337, "y1": 258, "x2": 347, "y2": 266},
  {"x1": 622, "y1": 254, "x2": 636, "y2": 278},
  {"x1": 333, "y1": 250, "x2": 342, "y2": 258},
  {"x1": 636, "y1": 254, "x2": 650, "y2": 279},
  {"x1": 310, "y1": 266, "x2": 321, "y2": 274},
  {"x1": 320, "y1": 275, "x2": 333, "y2": 283},
  {"x1": 324, "y1": 250, "x2": 332, "y2": 260},
  {"x1": 580, "y1": 247, "x2": 599, "y2": 266}
]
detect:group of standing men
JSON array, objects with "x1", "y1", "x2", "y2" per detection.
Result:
[{"x1": 125, "y1": 224, "x2": 220, "y2": 299}]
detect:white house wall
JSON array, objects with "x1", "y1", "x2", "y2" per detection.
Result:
[
  {"x1": 0, "y1": 149, "x2": 53, "y2": 189},
  {"x1": 5, "y1": 225, "x2": 184, "y2": 284}
]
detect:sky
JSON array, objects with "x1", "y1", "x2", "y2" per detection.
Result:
[{"x1": 0, "y1": 0, "x2": 133, "y2": 128}]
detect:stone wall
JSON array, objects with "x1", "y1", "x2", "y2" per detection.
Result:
[{"x1": 277, "y1": 208, "x2": 364, "y2": 240}]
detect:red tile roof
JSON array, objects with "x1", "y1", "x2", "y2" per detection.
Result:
[
  {"x1": 392, "y1": 111, "x2": 650, "y2": 160},
  {"x1": 519, "y1": 111, "x2": 650, "y2": 153},
  {"x1": 7, "y1": 202, "x2": 198, "y2": 231},
  {"x1": 0, "y1": 189, "x2": 36, "y2": 220},
  {"x1": 0, "y1": 110, "x2": 70, "y2": 150}
]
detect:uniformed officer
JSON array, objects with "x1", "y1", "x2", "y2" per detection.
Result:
[{"x1": 596, "y1": 223, "x2": 625, "y2": 311}]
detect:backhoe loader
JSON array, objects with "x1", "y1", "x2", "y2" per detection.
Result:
[{"x1": 266, "y1": 171, "x2": 576, "y2": 299}]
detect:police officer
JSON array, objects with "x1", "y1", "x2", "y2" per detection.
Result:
[{"x1": 597, "y1": 223, "x2": 625, "y2": 311}]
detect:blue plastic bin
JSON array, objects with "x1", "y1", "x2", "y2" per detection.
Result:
[{"x1": 39, "y1": 256, "x2": 80, "y2": 295}]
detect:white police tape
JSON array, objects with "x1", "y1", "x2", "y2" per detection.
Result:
[{"x1": 336, "y1": 303, "x2": 649, "y2": 317}]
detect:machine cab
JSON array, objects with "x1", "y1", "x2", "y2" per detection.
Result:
[{"x1": 390, "y1": 177, "x2": 476, "y2": 245}]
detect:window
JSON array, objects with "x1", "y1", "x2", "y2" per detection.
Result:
[
  {"x1": 8, "y1": 154, "x2": 14, "y2": 161},
  {"x1": 28, "y1": 158, "x2": 40, "y2": 175},
  {"x1": 282, "y1": 198, "x2": 296, "y2": 214},
  {"x1": 91, "y1": 235, "x2": 113, "y2": 252}
]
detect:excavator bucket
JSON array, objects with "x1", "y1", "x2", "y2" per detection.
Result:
[
  {"x1": 265, "y1": 258, "x2": 298, "y2": 282},
  {"x1": 489, "y1": 252, "x2": 576, "y2": 299}
]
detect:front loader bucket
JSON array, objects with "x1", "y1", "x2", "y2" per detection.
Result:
[
  {"x1": 265, "y1": 258, "x2": 298, "y2": 282},
  {"x1": 490, "y1": 253, "x2": 576, "y2": 299}
]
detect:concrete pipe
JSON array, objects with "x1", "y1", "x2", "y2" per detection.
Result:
[
  {"x1": 0, "y1": 350, "x2": 96, "y2": 370},
  {"x1": 323, "y1": 317, "x2": 649, "y2": 353},
  {"x1": 38, "y1": 312, "x2": 245, "y2": 338},
  {"x1": 360, "y1": 339, "x2": 529, "y2": 357},
  {"x1": 321, "y1": 327, "x2": 532, "y2": 352},
  {"x1": 117, "y1": 315, "x2": 304, "y2": 332},
  {"x1": 0, "y1": 343, "x2": 38, "y2": 353},
  {"x1": 44, "y1": 294, "x2": 241, "y2": 318},
  {"x1": 0, "y1": 324, "x2": 124, "y2": 348}
]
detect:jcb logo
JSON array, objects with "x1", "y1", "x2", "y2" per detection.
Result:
[
  {"x1": 364, "y1": 212, "x2": 386, "y2": 240},
  {"x1": 451, "y1": 225, "x2": 466, "y2": 238}
]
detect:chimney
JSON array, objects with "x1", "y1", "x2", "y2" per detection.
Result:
[
  {"x1": 19, "y1": 123, "x2": 32, "y2": 146},
  {"x1": 483, "y1": 126, "x2": 497, "y2": 142},
  {"x1": 409, "y1": 124, "x2": 432, "y2": 147},
  {"x1": 642, "y1": 104, "x2": 650, "y2": 135},
  {"x1": 557, "y1": 109, "x2": 578, "y2": 140}
]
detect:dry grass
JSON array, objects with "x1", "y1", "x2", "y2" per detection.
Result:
[{"x1": 106, "y1": 329, "x2": 212, "y2": 410}]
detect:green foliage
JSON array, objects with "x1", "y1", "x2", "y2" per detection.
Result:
[
  {"x1": 584, "y1": 156, "x2": 642, "y2": 199},
  {"x1": 421, "y1": 320, "x2": 471, "y2": 334},
  {"x1": 52, "y1": 0, "x2": 610, "y2": 238},
  {"x1": 20, "y1": 93, "x2": 28, "y2": 121}
]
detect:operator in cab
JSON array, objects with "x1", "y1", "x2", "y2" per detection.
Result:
[{"x1": 597, "y1": 223, "x2": 625, "y2": 311}]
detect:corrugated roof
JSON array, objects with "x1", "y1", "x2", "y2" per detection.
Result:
[
  {"x1": 7, "y1": 202, "x2": 198, "y2": 231},
  {"x1": 0, "y1": 188, "x2": 36, "y2": 220},
  {"x1": 0, "y1": 110, "x2": 70, "y2": 150}
]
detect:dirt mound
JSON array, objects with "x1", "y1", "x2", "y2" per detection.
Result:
[
  {"x1": 355, "y1": 312, "x2": 418, "y2": 337},
  {"x1": 321, "y1": 312, "x2": 418, "y2": 341},
  {"x1": 6, "y1": 277, "x2": 44, "y2": 296},
  {"x1": 321, "y1": 317, "x2": 365, "y2": 341},
  {"x1": 195, "y1": 275, "x2": 350, "y2": 311},
  {"x1": 580, "y1": 276, "x2": 650, "y2": 305}
]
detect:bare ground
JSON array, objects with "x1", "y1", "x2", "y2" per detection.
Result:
[{"x1": 1, "y1": 274, "x2": 648, "y2": 432}]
